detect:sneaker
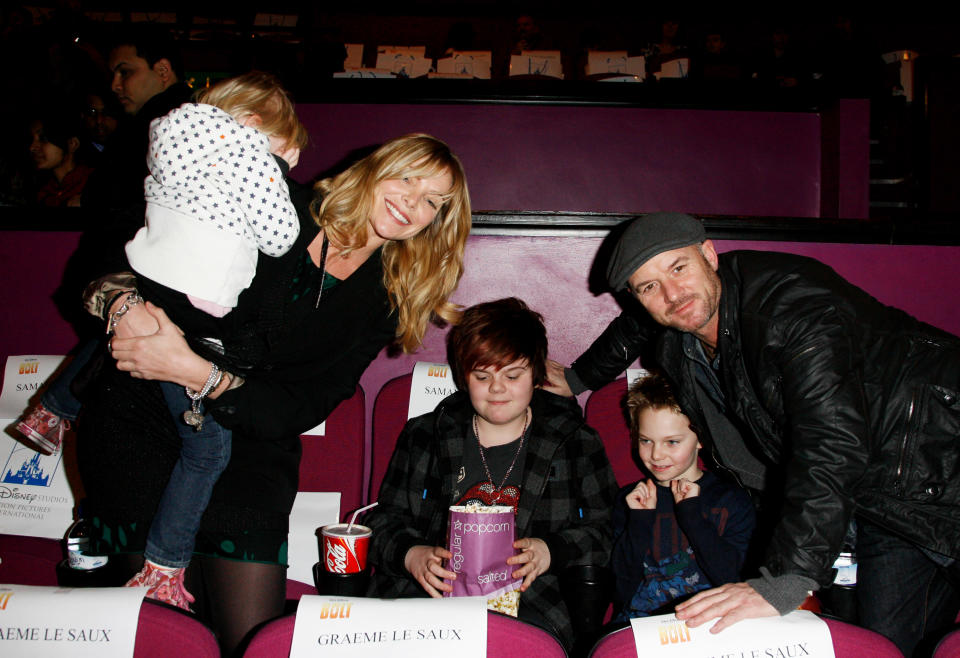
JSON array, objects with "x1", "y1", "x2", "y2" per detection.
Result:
[
  {"x1": 16, "y1": 403, "x2": 68, "y2": 455},
  {"x1": 126, "y1": 561, "x2": 195, "y2": 612}
]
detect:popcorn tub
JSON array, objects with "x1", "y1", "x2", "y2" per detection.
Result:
[{"x1": 443, "y1": 504, "x2": 521, "y2": 616}]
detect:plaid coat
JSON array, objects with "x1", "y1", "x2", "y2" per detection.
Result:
[{"x1": 366, "y1": 389, "x2": 618, "y2": 648}]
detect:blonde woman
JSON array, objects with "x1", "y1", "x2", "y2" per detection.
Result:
[{"x1": 78, "y1": 133, "x2": 471, "y2": 655}]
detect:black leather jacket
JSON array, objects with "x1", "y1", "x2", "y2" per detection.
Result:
[{"x1": 572, "y1": 250, "x2": 960, "y2": 587}]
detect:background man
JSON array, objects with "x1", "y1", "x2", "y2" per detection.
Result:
[
  {"x1": 58, "y1": 29, "x2": 192, "y2": 340},
  {"x1": 547, "y1": 212, "x2": 960, "y2": 655},
  {"x1": 82, "y1": 28, "x2": 192, "y2": 213}
]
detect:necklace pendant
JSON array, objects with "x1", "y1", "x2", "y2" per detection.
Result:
[{"x1": 183, "y1": 409, "x2": 204, "y2": 431}]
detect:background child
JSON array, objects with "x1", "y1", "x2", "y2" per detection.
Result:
[
  {"x1": 19, "y1": 71, "x2": 308, "y2": 609},
  {"x1": 611, "y1": 372, "x2": 755, "y2": 619}
]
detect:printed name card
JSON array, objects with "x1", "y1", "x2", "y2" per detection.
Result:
[
  {"x1": 626, "y1": 368, "x2": 651, "y2": 388},
  {"x1": 333, "y1": 70, "x2": 395, "y2": 79},
  {"x1": 375, "y1": 47, "x2": 432, "y2": 78},
  {"x1": 0, "y1": 585, "x2": 146, "y2": 657},
  {"x1": 630, "y1": 611, "x2": 835, "y2": 658},
  {"x1": 0, "y1": 355, "x2": 67, "y2": 419},
  {"x1": 586, "y1": 50, "x2": 628, "y2": 76},
  {"x1": 509, "y1": 51, "x2": 563, "y2": 79},
  {"x1": 657, "y1": 58, "x2": 690, "y2": 79},
  {"x1": 407, "y1": 362, "x2": 458, "y2": 419},
  {"x1": 343, "y1": 43, "x2": 363, "y2": 70},
  {"x1": 302, "y1": 421, "x2": 325, "y2": 436},
  {"x1": 436, "y1": 51, "x2": 492, "y2": 79},
  {"x1": 0, "y1": 355, "x2": 77, "y2": 539},
  {"x1": 290, "y1": 595, "x2": 486, "y2": 658}
]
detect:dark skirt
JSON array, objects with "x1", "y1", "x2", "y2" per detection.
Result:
[{"x1": 77, "y1": 363, "x2": 296, "y2": 565}]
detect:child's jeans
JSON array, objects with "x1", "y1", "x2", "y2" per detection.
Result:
[
  {"x1": 145, "y1": 381, "x2": 232, "y2": 569},
  {"x1": 40, "y1": 339, "x2": 100, "y2": 420}
]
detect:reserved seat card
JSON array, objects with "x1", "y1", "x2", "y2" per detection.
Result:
[
  {"x1": 290, "y1": 595, "x2": 486, "y2": 658},
  {"x1": 630, "y1": 611, "x2": 835, "y2": 658},
  {"x1": 407, "y1": 362, "x2": 457, "y2": 420},
  {"x1": 0, "y1": 355, "x2": 77, "y2": 539},
  {"x1": 0, "y1": 585, "x2": 145, "y2": 657},
  {"x1": 626, "y1": 368, "x2": 651, "y2": 388}
]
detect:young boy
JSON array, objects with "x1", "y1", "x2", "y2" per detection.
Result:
[
  {"x1": 611, "y1": 372, "x2": 755, "y2": 619},
  {"x1": 365, "y1": 298, "x2": 619, "y2": 650}
]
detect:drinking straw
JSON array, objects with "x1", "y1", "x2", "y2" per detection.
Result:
[{"x1": 348, "y1": 502, "x2": 378, "y2": 531}]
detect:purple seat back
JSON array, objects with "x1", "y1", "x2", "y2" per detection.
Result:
[
  {"x1": 284, "y1": 579, "x2": 316, "y2": 602},
  {"x1": 369, "y1": 373, "x2": 412, "y2": 503},
  {"x1": 821, "y1": 616, "x2": 903, "y2": 656},
  {"x1": 297, "y1": 385, "x2": 365, "y2": 522},
  {"x1": 584, "y1": 379, "x2": 643, "y2": 487},
  {"x1": 934, "y1": 627, "x2": 960, "y2": 657},
  {"x1": 243, "y1": 614, "x2": 295, "y2": 658},
  {"x1": 487, "y1": 611, "x2": 566, "y2": 656},
  {"x1": 588, "y1": 617, "x2": 904, "y2": 657},
  {"x1": 0, "y1": 534, "x2": 62, "y2": 586},
  {"x1": 243, "y1": 611, "x2": 566, "y2": 658},
  {"x1": 134, "y1": 599, "x2": 219, "y2": 658}
]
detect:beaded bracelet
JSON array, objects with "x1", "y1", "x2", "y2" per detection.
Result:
[
  {"x1": 107, "y1": 293, "x2": 145, "y2": 335},
  {"x1": 183, "y1": 363, "x2": 223, "y2": 431}
]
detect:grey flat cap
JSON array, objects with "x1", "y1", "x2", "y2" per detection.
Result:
[{"x1": 606, "y1": 212, "x2": 706, "y2": 290}]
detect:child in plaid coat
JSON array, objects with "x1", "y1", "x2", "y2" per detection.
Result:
[{"x1": 366, "y1": 298, "x2": 619, "y2": 649}]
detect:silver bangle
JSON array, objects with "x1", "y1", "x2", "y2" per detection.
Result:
[
  {"x1": 107, "y1": 292, "x2": 144, "y2": 335},
  {"x1": 182, "y1": 363, "x2": 222, "y2": 431}
]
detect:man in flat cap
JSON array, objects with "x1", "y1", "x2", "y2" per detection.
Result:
[{"x1": 547, "y1": 212, "x2": 960, "y2": 655}]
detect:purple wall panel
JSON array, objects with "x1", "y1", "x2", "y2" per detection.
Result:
[
  {"x1": 6, "y1": 231, "x2": 949, "y2": 506},
  {"x1": 355, "y1": 236, "x2": 960, "y2": 502},
  {"x1": 0, "y1": 231, "x2": 82, "y2": 364},
  {"x1": 836, "y1": 100, "x2": 871, "y2": 219},
  {"x1": 358, "y1": 236, "x2": 960, "y2": 404},
  {"x1": 296, "y1": 104, "x2": 824, "y2": 217}
]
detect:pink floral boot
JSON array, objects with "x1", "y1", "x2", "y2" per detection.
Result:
[{"x1": 125, "y1": 560, "x2": 195, "y2": 612}]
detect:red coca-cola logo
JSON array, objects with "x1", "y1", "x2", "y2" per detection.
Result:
[{"x1": 325, "y1": 538, "x2": 358, "y2": 574}]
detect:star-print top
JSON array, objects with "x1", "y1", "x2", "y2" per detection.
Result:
[{"x1": 126, "y1": 102, "x2": 300, "y2": 309}]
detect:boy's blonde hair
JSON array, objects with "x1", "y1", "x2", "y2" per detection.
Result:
[
  {"x1": 312, "y1": 133, "x2": 471, "y2": 353},
  {"x1": 195, "y1": 71, "x2": 308, "y2": 151},
  {"x1": 626, "y1": 372, "x2": 686, "y2": 437}
]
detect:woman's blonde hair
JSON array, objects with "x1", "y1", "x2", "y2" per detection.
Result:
[
  {"x1": 312, "y1": 134, "x2": 471, "y2": 353},
  {"x1": 195, "y1": 71, "x2": 309, "y2": 151}
]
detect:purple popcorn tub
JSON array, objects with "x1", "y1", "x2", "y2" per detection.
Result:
[{"x1": 443, "y1": 504, "x2": 522, "y2": 616}]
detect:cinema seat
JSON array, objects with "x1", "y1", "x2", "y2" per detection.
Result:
[
  {"x1": 243, "y1": 614, "x2": 294, "y2": 658},
  {"x1": 487, "y1": 612, "x2": 566, "y2": 656},
  {"x1": 368, "y1": 373, "x2": 413, "y2": 503},
  {"x1": 583, "y1": 379, "x2": 642, "y2": 487},
  {"x1": 587, "y1": 616, "x2": 903, "y2": 657},
  {"x1": 243, "y1": 611, "x2": 567, "y2": 658},
  {"x1": 134, "y1": 599, "x2": 219, "y2": 658},
  {"x1": 934, "y1": 627, "x2": 960, "y2": 657},
  {"x1": 0, "y1": 534, "x2": 61, "y2": 586},
  {"x1": 288, "y1": 386, "x2": 366, "y2": 600},
  {"x1": 297, "y1": 385, "x2": 366, "y2": 522}
]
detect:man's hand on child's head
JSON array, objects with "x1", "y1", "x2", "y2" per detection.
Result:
[
  {"x1": 671, "y1": 478, "x2": 700, "y2": 502},
  {"x1": 542, "y1": 359, "x2": 574, "y2": 397},
  {"x1": 626, "y1": 479, "x2": 657, "y2": 510}
]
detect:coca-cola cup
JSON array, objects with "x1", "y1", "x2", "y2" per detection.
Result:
[
  {"x1": 321, "y1": 523, "x2": 371, "y2": 573},
  {"x1": 314, "y1": 523, "x2": 371, "y2": 597}
]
